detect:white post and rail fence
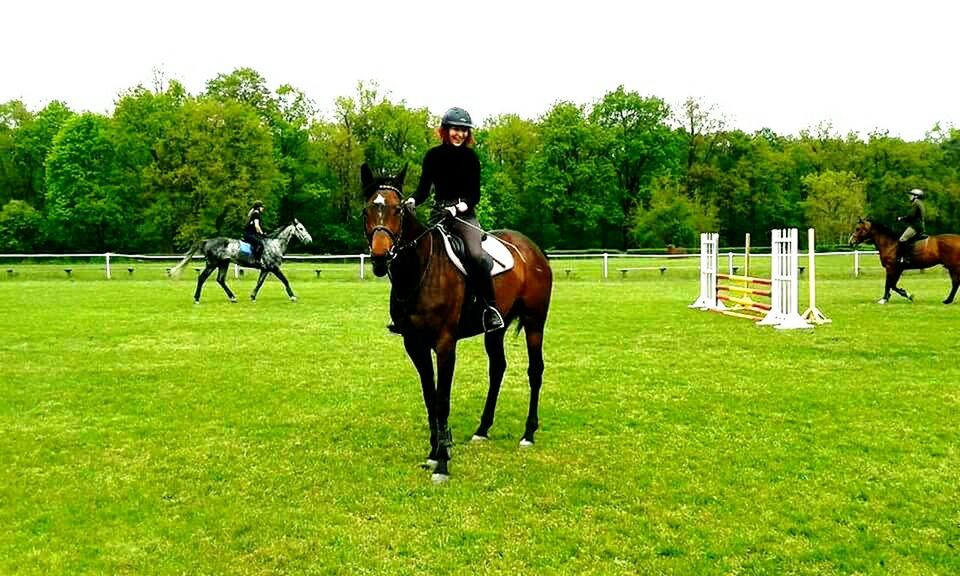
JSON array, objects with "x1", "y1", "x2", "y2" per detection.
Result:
[{"x1": 0, "y1": 244, "x2": 879, "y2": 281}]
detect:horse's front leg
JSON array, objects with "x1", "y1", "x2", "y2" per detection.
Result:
[
  {"x1": 885, "y1": 267, "x2": 912, "y2": 303},
  {"x1": 215, "y1": 264, "x2": 237, "y2": 302},
  {"x1": 272, "y1": 268, "x2": 297, "y2": 302},
  {"x1": 251, "y1": 269, "x2": 269, "y2": 302},
  {"x1": 403, "y1": 336, "x2": 438, "y2": 469},
  {"x1": 473, "y1": 329, "x2": 507, "y2": 441},
  {"x1": 431, "y1": 334, "x2": 458, "y2": 484}
]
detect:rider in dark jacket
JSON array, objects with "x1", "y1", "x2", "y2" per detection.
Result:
[
  {"x1": 244, "y1": 201, "x2": 266, "y2": 260},
  {"x1": 897, "y1": 189, "x2": 925, "y2": 264},
  {"x1": 394, "y1": 107, "x2": 504, "y2": 333}
]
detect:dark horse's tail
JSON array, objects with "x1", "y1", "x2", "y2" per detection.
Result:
[{"x1": 168, "y1": 241, "x2": 203, "y2": 277}]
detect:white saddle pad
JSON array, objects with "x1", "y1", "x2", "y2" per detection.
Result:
[{"x1": 440, "y1": 230, "x2": 515, "y2": 276}]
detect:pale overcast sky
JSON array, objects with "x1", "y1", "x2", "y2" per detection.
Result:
[{"x1": 3, "y1": 0, "x2": 957, "y2": 140}]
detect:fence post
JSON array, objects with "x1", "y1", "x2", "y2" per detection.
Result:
[
  {"x1": 359, "y1": 254, "x2": 366, "y2": 280},
  {"x1": 727, "y1": 252, "x2": 734, "y2": 276},
  {"x1": 602, "y1": 253, "x2": 608, "y2": 280},
  {"x1": 105, "y1": 252, "x2": 111, "y2": 279}
]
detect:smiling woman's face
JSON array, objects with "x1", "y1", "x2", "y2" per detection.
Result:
[{"x1": 448, "y1": 125, "x2": 469, "y2": 146}]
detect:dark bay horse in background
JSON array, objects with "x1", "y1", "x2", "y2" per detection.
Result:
[
  {"x1": 361, "y1": 164, "x2": 553, "y2": 483},
  {"x1": 849, "y1": 218, "x2": 960, "y2": 304},
  {"x1": 169, "y1": 220, "x2": 313, "y2": 303}
]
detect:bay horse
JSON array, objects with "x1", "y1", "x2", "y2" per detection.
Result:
[
  {"x1": 169, "y1": 220, "x2": 313, "y2": 303},
  {"x1": 848, "y1": 218, "x2": 960, "y2": 304},
  {"x1": 361, "y1": 164, "x2": 553, "y2": 483}
]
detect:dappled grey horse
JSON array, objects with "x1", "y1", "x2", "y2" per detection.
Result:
[{"x1": 169, "y1": 220, "x2": 313, "y2": 303}]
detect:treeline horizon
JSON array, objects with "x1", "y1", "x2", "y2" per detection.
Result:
[{"x1": 1, "y1": 67, "x2": 959, "y2": 254}]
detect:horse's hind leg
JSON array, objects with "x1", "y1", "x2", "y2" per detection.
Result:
[
  {"x1": 521, "y1": 317, "x2": 546, "y2": 447},
  {"x1": 272, "y1": 268, "x2": 297, "y2": 302},
  {"x1": 215, "y1": 264, "x2": 237, "y2": 302},
  {"x1": 473, "y1": 329, "x2": 507, "y2": 441},
  {"x1": 194, "y1": 264, "x2": 216, "y2": 303},
  {"x1": 251, "y1": 269, "x2": 269, "y2": 301},
  {"x1": 945, "y1": 269, "x2": 960, "y2": 304}
]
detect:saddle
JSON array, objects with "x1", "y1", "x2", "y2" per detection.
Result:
[{"x1": 437, "y1": 225, "x2": 514, "y2": 277}]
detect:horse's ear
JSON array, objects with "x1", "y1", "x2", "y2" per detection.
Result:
[
  {"x1": 360, "y1": 163, "x2": 374, "y2": 194},
  {"x1": 395, "y1": 163, "x2": 408, "y2": 188}
]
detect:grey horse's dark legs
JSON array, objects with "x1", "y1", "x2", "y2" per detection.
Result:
[
  {"x1": 272, "y1": 268, "x2": 297, "y2": 300},
  {"x1": 215, "y1": 264, "x2": 237, "y2": 302},
  {"x1": 251, "y1": 269, "x2": 269, "y2": 301},
  {"x1": 194, "y1": 264, "x2": 215, "y2": 302}
]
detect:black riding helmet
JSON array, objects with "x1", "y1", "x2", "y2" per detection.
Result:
[{"x1": 441, "y1": 107, "x2": 473, "y2": 129}]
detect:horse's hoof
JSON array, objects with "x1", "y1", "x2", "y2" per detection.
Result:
[
  {"x1": 471, "y1": 434, "x2": 489, "y2": 443},
  {"x1": 229, "y1": 298, "x2": 237, "y2": 303},
  {"x1": 431, "y1": 473, "x2": 450, "y2": 485},
  {"x1": 193, "y1": 300, "x2": 200, "y2": 305},
  {"x1": 519, "y1": 438, "x2": 535, "y2": 448},
  {"x1": 420, "y1": 459, "x2": 438, "y2": 471},
  {"x1": 290, "y1": 296, "x2": 298, "y2": 303},
  {"x1": 876, "y1": 298, "x2": 888, "y2": 305}
]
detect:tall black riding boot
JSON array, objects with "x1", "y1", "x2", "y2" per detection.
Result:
[
  {"x1": 897, "y1": 241, "x2": 909, "y2": 265},
  {"x1": 475, "y1": 265, "x2": 504, "y2": 332}
]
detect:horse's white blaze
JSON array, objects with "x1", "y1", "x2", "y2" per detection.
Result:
[{"x1": 374, "y1": 194, "x2": 386, "y2": 205}]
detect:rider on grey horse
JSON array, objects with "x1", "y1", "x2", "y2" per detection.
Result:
[{"x1": 244, "y1": 200, "x2": 267, "y2": 260}]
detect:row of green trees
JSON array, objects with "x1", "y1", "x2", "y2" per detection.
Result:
[{"x1": 2, "y1": 68, "x2": 959, "y2": 253}]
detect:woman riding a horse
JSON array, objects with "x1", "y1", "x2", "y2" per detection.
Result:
[
  {"x1": 896, "y1": 188, "x2": 926, "y2": 264},
  {"x1": 362, "y1": 159, "x2": 553, "y2": 483},
  {"x1": 389, "y1": 107, "x2": 504, "y2": 334}
]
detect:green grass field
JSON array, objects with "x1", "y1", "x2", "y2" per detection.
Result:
[{"x1": 2, "y1": 271, "x2": 958, "y2": 574}]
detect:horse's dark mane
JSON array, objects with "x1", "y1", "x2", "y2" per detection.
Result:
[
  {"x1": 266, "y1": 221, "x2": 296, "y2": 238},
  {"x1": 866, "y1": 219, "x2": 899, "y2": 238}
]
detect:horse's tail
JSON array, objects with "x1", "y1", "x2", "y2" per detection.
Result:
[{"x1": 168, "y1": 241, "x2": 203, "y2": 277}]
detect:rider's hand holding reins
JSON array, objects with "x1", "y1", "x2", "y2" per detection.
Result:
[
  {"x1": 445, "y1": 205, "x2": 457, "y2": 217},
  {"x1": 455, "y1": 201, "x2": 468, "y2": 213}
]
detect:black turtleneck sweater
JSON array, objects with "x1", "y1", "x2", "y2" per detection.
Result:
[{"x1": 412, "y1": 144, "x2": 481, "y2": 210}]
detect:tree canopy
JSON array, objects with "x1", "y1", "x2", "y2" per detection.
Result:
[{"x1": 2, "y1": 72, "x2": 958, "y2": 253}]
